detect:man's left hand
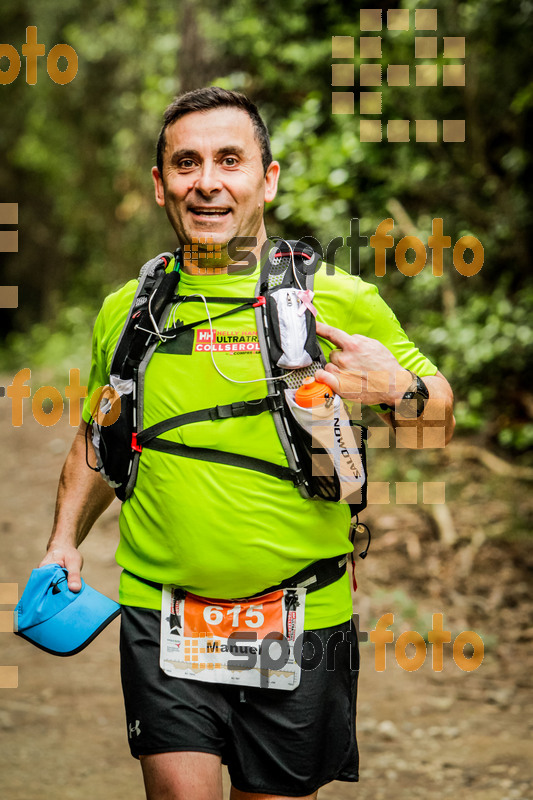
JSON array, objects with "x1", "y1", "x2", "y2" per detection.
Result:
[
  {"x1": 314, "y1": 321, "x2": 455, "y2": 447},
  {"x1": 314, "y1": 321, "x2": 411, "y2": 406}
]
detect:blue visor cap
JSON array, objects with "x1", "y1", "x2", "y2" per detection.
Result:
[{"x1": 14, "y1": 563, "x2": 120, "y2": 656}]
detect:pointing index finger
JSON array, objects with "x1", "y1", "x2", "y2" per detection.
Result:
[{"x1": 315, "y1": 320, "x2": 354, "y2": 351}]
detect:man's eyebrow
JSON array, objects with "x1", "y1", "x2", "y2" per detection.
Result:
[
  {"x1": 169, "y1": 146, "x2": 247, "y2": 165},
  {"x1": 169, "y1": 149, "x2": 200, "y2": 165},
  {"x1": 216, "y1": 145, "x2": 246, "y2": 158}
]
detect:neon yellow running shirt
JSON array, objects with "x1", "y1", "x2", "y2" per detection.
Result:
[{"x1": 82, "y1": 259, "x2": 437, "y2": 629}]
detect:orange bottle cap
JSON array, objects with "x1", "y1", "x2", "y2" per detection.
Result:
[{"x1": 294, "y1": 377, "x2": 333, "y2": 408}]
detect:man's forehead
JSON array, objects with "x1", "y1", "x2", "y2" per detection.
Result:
[{"x1": 165, "y1": 107, "x2": 257, "y2": 152}]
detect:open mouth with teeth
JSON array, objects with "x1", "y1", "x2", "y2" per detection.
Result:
[{"x1": 190, "y1": 208, "x2": 231, "y2": 218}]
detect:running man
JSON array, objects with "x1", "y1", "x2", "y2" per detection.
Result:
[{"x1": 40, "y1": 87, "x2": 454, "y2": 800}]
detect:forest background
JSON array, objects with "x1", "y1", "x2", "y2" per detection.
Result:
[{"x1": 1, "y1": 2, "x2": 532, "y2": 798}]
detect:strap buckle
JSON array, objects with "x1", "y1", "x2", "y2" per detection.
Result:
[
  {"x1": 131, "y1": 433, "x2": 143, "y2": 453},
  {"x1": 253, "y1": 296, "x2": 266, "y2": 307},
  {"x1": 291, "y1": 469, "x2": 306, "y2": 487},
  {"x1": 210, "y1": 402, "x2": 247, "y2": 420},
  {"x1": 266, "y1": 395, "x2": 283, "y2": 413},
  {"x1": 230, "y1": 401, "x2": 248, "y2": 417}
]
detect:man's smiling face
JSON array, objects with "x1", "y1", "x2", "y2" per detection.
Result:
[{"x1": 152, "y1": 107, "x2": 279, "y2": 266}]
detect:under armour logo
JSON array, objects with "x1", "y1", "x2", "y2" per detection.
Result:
[
  {"x1": 50, "y1": 575, "x2": 68, "y2": 595},
  {"x1": 128, "y1": 720, "x2": 141, "y2": 738}
]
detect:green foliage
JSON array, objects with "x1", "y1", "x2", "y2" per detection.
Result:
[
  {"x1": 417, "y1": 286, "x2": 533, "y2": 413},
  {"x1": 0, "y1": 304, "x2": 93, "y2": 386}
]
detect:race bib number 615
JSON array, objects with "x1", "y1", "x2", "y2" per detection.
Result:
[{"x1": 160, "y1": 586, "x2": 306, "y2": 690}]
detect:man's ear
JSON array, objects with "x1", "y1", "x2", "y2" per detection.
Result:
[
  {"x1": 264, "y1": 160, "x2": 280, "y2": 203},
  {"x1": 152, "y1": 166, "x2": 166, "y2": 208}
]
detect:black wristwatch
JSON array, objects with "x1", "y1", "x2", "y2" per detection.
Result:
[{"x1": 398, "y1": 370, "x2": 429, "y2": 418}]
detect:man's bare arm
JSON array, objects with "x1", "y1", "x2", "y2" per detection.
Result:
[
  {"x1": 39, "y1": 420, "x2": 116, "y2": 591},
  {"x1": 315, "y1": 321, "x2": 455, "y2": 447}
]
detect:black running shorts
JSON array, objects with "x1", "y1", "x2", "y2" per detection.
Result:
[{"x1": 120, "y1": 606, "x2": 359, "y2": 797}]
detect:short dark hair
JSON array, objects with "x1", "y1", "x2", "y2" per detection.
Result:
[{"x1": 156, "y1": 87, "x2": 273, "y2": 177}]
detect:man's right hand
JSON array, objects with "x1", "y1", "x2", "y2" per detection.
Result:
[
  {"x1": 37, "y1": 421, "x2": 115, "y2": 595},
  {"x1": 39, "y1": 545, "x2": 84, "y2": 592}
]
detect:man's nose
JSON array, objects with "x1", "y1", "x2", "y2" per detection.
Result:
[{"x1": 194, "y1": 163, "x2": 222, "y2": 195}]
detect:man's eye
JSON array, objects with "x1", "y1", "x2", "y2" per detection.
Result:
[
  {"x1": 223, "y1": 157, "x2": 238, "y2": 166},
  {"x1": 178, "y1": 159, "x2": 196, "y2": 169}
]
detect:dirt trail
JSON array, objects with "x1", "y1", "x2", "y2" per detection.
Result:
[{"x1": 1, "y1": 400, "x2": 532, "y2": 800}]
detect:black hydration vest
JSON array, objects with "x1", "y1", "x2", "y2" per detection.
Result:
[{"x1": 89, "y1": 238, "x2": 367, "y2": 523}]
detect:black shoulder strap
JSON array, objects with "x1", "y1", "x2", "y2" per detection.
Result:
[
  {"x1": 92, "y1": 251, "x2": 181, "y2": 500},
  {"x1": 253, "y1": 237, "x2": 327, "y2": 498},
  {"x1": 111, "y1": 251, "x2": 179, "y2": 379}
]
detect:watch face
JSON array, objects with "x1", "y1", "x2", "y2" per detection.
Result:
[
  {"x1": 399, "y1": 375, "x2": 428, "y2": 418},
  {"x1": 415, "y1": 374, "x2": 430, "y2": 400},
  {"x1": 398, "y1": 394, "x2": 418, "y2": 419},
  {"x1": 414, "y1": 391, "x2": 427, "y2": 417}
]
